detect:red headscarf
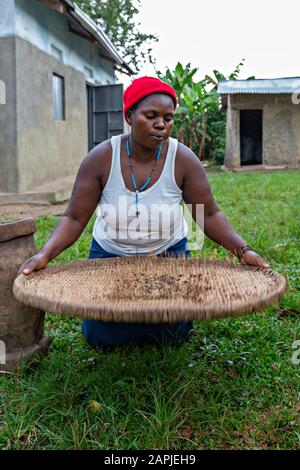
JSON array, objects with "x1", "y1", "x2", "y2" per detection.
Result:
[{"x1": 123, "y1": 76, "x2": 177, "y2": 118}]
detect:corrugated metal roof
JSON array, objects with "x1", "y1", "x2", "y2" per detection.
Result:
[{"x1": 217, "y1": 77, "x2": 300, "y2": 94}]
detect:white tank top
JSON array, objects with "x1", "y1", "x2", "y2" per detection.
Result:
[{"x1": 92, "y1": 134, "x2": 189, "y2": 256}]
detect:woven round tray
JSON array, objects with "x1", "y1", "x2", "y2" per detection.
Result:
[{"x1": 13, "y1": 257, "x2": 287, "y2": 323}]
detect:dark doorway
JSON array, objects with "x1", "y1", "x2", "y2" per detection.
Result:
[
  {"x1": 240, "y1": 110, "x2": 262, "y2": 165},
  {"x1": 86, "y1": 83, "x2": 124, "y2": 151}
]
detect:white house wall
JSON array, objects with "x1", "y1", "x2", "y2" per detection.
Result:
[{"x1": 0, "y1": 0, "x2": 16, "y2": 37}]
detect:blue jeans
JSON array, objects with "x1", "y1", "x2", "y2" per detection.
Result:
[{"x1": 82, "y1": 238, "x2": 193, "y2": 350}]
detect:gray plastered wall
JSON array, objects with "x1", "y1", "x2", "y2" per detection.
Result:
[
  {"x1": 0, "y1": 36, "x2": 88, "y2": 192},
  {"x1": 15, "y1": 36, "x2": 88, "y2": 192}
]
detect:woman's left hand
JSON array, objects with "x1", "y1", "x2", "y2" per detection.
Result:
[{"x1": 240, "y1": 250, "x2": 269, "y2": 268}]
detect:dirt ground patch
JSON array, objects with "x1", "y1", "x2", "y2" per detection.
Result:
[{"x1": 0, "y1": 203, "x2": 68, "y2": 220}]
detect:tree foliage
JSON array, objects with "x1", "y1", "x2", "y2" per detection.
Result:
[{"x1": 76, "y1": 0, "x2": 157, "y2": 73}]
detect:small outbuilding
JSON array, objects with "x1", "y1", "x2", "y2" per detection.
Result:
[{"x1": 217, "y1": 77, "x2": 300, "y2": 171}]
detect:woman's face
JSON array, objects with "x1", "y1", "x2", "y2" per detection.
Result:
[{"x1": 126, "y1": 93, "x2": 175, "y2": 149}]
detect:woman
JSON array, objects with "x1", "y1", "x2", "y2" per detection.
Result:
[{"x1": 17, "y1": 76, "x2": 269, "y2": 350}]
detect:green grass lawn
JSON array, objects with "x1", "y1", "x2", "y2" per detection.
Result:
[{"x1": 0, "y1": 170, "x2": 299, "y2": 450}]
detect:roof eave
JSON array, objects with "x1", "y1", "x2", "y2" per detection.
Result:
[
  {"x1": 69, "y1": 3, "x2": 134, "y2": 75},
  {"x1": 217, "y1": 78, "x2": 300, "y2": 95},
  {"x1": 38, "y1": 0, "x2": 134, "y2": 75},
  {"x1": 217, "y1": 90, "x2": 297, "y2": 95}
]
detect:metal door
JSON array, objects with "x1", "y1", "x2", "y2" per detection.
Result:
[{"x1": 87, "y1": 83, "x2": 124, "y2": 151}]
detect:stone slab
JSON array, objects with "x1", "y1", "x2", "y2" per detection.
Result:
[{"x1": 0, "y1": 217, "x2": 35, "y2": 242}]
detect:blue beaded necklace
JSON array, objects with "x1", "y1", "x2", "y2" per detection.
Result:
[{"x1": 125, "y1": 136, "x2": 162, "y2": 218}]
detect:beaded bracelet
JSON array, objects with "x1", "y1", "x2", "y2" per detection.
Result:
[{"x1": 231, "y1": 245, "x2": 254, "y2": 260}]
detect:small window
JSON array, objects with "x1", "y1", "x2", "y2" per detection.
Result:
[{"x1": 52, "y1": 74, "x2": 65, "y2": 121}]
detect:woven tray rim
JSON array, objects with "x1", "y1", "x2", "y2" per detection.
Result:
[{"x1": 13, "y1": 257, "x2": 288, "y2": 323}]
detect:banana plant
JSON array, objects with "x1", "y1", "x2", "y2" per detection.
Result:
[
  {"x1": 158, "y1": 59, "x2": 252, "y2": 163},
  {"x1": 158, "y1": 62, "x2": 198, "y2": 98}
]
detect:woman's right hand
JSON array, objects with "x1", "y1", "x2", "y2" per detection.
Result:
[{"x1": 16, "y1": 253, "x2": 49, "y2": 276}]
